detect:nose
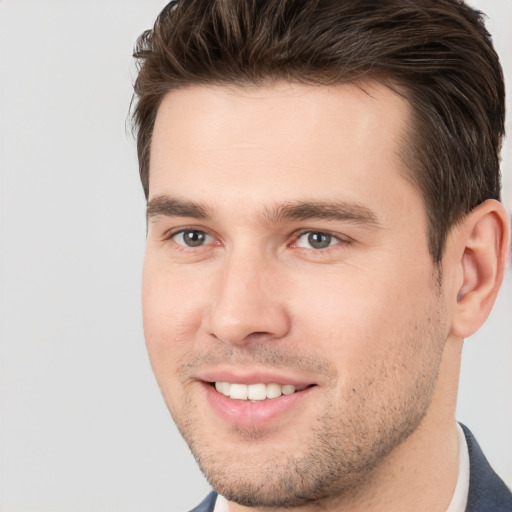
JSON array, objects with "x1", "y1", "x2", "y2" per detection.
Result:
[{"x1": 204, "y1": 252, "x2": 291, "y2": 346}]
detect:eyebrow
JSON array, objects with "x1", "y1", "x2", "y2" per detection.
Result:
[
  {"x1": 147, "y1": 195, "x2": 381, "y2": 228},
  {"x1": 263, "y1": 201, "x2": 381, "y2": 228},
  {"x1": 147, "y1": 196, "x2": 212, "y2": 221}
]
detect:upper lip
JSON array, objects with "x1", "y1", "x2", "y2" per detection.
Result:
[{"x1": 196, "y1": 369, "x2": 316, "y2": 387}]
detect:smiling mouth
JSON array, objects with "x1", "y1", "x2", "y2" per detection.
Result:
[{"x1": 212, "y1": 382, "x2": 313, "y2": 401}]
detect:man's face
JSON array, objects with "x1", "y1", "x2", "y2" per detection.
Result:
[{"x1": 143, "y1": 83, "x2": 450, "y2": 507}]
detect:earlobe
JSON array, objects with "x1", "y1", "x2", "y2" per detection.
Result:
[{"x1": 451, "y1": 199, "x2": 510, "y2": 339}]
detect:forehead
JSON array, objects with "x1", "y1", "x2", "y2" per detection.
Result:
[{"x1": 149, "y1": 82, "x2": 415, "y2": 214}]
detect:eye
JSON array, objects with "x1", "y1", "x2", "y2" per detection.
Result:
[
  {"x1": 172, "y1": 229, "x2": 213, "y2": 247},
  {"x1": 295, "y1": 231, "x2": 339, "y2": 250}
]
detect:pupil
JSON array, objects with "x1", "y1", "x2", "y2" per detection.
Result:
[
  {"x1": 184, "y1": 231, "x2": 205, "y2": 247},
  {"x1": 308, "y1": 232, "x2": 331, "y2": 249}
]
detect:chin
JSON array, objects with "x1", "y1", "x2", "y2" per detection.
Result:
[{"x1": 180, "y1": 403, "x2": 427, "y2": 508}]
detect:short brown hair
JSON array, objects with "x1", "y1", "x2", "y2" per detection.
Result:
[{"x1": 131, "y1": 0, "x2": 505, "y2": 262}]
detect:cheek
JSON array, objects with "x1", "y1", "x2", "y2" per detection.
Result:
[
  {"x1": 141, "y1": 259, "x2": 205, "y2": 390},
  {"x1": 142, "y1": 253, "x2": 206, "y2": 332},
  {"x1": 291, "y1": 261, "x2": 438, "y2": 373}
]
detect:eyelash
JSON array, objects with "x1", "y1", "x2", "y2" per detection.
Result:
[
  {"x1": 290, "y1": 230, "x2": 349, "y2": 252},
  {"x1": 164, "y1": 228, "x2": 217, "y2": 250},
  {"x1": 163, "y1": 228, "x2": 351, "y2": 253}
]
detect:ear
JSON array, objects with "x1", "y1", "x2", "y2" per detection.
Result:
[{"x1": 450, "y1": 199, "x2": 510, "y2": 339}]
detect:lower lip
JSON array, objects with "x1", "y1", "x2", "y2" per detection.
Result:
[{"x1": 202, "y1": 383, "x2": 315, "y2": 429}]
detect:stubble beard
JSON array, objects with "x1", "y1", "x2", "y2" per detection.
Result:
[
  {"x1": 170, "y1": 335, "x2": 446, "y2": 508},
  {"x1": 182, "y1": 402, "x2": 430, "y2": 508}
]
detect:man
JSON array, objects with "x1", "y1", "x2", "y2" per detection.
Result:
[{"x1": 131, "y1": 1, "x2": 511, "y2": 510}]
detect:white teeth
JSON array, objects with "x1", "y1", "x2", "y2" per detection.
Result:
[
  {"x1": 247, "y1": 383, "x2": 267, "y2": 400},
  {"x1": 215, "y1": 382, "x2": 231, "y2": 395},
  {"x1": 266, "y1": 383, "x2": 282, "y2": 399},
  {"x1": 281, "y1": 384, "x2": 296, "y2": 395},
  {"x1": 229, "y1": 383, "x2": 248, "y2": 400},
  {"x1": 214, "y1": 382, "x2": 306, "y2": 401}
]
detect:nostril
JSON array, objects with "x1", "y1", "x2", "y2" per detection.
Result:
[{"x1": 248, "y1": 331, "x2": 273, "y2": 339}]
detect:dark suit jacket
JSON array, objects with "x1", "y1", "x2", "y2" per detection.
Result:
[
  {"x1": 461, "y1": 424, "x2": 512, "y2": 511},
  {"x1": 188, "y1": 425, "x2": 512, "y2": 511}
]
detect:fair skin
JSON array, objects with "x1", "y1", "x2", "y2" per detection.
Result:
[{"x1": 142, "y1": 82, "x2": 509, "y2": 511}]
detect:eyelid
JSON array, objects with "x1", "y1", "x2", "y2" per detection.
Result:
[
  {"x1": 163, "y1": 225, "x2": 205, "y2": 239},
  {"x1": 290, "y1": 229, "x2": 351, "y2": 249},
  {"x1": 159, "y1": 226, "x2": 351, "y2": 251},
  {"x1": 162, "y1": 226, "x2": 219, "y2": 246}
]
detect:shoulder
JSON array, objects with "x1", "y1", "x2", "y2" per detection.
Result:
[
  {"x1": 187, "y1": 491, "x2": 218, "y2": 512},
  {"x1": 461, "y1": 424, "x2": 512, "y2": 511}
]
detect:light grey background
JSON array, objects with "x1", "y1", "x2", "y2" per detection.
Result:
[{"x1": 0, "y1": 1, "x2": 510, "y2": 511}]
